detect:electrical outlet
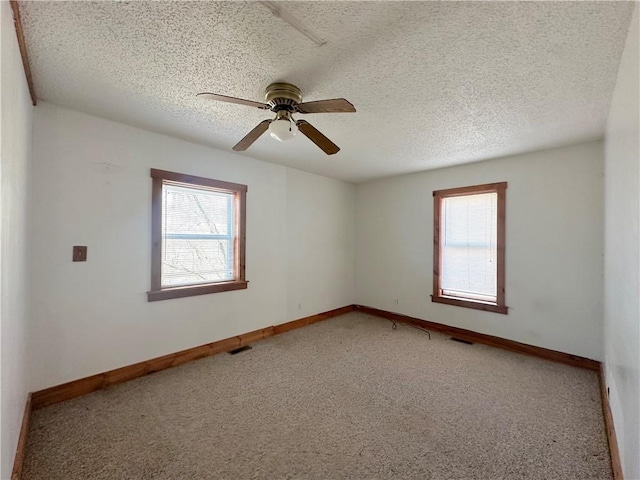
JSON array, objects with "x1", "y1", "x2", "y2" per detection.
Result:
[
  {"x1": 393, "y1": 298, "x2": 399, "y2": 305},
  {"x1": 298, "y1": 303, "x2": 302, "y2": 310}
]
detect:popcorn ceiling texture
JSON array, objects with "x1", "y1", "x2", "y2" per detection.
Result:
[{"x1": 20, "y1": 1, "x2": 633, "y2": 183}]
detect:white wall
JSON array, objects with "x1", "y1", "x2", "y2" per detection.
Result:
[
  {"x1": 0, "y1": 1, "x2": 33, "y2": 478},
  {"x1": 356, "y1": 142, "x2": 604, "y2": 360},
  {"x1": 29, "y1": 102, "x2": 355, "y2": 391},
  {"x1": 603, "y1": 4, "x2": 640, "y2": 479},
  {"x1": 286, "y1": 169, "x2": 354, "y2": 320}
]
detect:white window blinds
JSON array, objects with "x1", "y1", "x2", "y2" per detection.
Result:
[
  {"x1": 441, "y1": 192, "x2": 497, "y2": 303},
  {"x1": 161, "y1": 183, "x2": 235, "y2": 287}
]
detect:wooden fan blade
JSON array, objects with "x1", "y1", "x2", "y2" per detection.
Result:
[
  {"x1": 296, "y1": 98, "x2": 355, "y2": 114},
  {"x1": 233, "y1": 120, "x2": 272, "y2": 151},
  {"x1": 197, "y1": 93, "x2": 269, "y2": 109},
  {"x1": 296, "y1": 120, "x2": 340, "y2": 155}
]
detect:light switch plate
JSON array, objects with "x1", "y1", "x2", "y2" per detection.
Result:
[{"x1": 73, "y1": 246, "x2": 87, "y2": 262}]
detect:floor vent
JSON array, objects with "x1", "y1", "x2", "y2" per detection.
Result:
[
  {"x1": 228, "y1": 345, "x2": 252, "y2": 355},
  {"x1": 451, "y1": 337, "x2": 473, "y2": 345}
]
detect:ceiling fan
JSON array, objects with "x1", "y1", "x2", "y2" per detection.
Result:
[{"x1": 197, "y1": 82, "x2": 355, "y2": 155}]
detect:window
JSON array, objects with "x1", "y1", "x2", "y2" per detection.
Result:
[
  {"x1": 148, "y1": 169, "x2": 247, "y2": 302},
  {"x1": 432, "y1": 182, "x2": 507, "y2": 314}
]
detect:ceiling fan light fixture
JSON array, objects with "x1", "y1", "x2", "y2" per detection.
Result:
[{"x1": 269, "y1": 117, "x2": 298, "y2": 142}]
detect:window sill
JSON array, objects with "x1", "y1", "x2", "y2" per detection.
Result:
[
  {"x1": 147, "y1": 280, "x2": 248, "y2": 302},
  {"x1": 431, "y1": 295, "x2": 508, "y2": 315}
]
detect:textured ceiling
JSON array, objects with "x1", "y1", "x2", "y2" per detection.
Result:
[{"x1": 20, "y1": 1, "x2": 634, "y2": 183}]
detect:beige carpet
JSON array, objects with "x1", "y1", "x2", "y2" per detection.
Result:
[{"x1": 24, "y1": 312, "x2": 611, "y2": 479}]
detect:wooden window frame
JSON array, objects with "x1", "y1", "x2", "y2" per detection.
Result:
[
  {"x1": 432, "y1": 182, "x2": 508, "y2": 315},
  {"x1": 147, "y1": 169, "x2": 247, "y2": 302}
]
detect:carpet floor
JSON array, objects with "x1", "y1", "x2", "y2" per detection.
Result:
[{"x1": 23, "y1": 312, "x2": 611, "y2": 479}]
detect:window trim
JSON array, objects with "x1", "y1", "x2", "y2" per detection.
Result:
[
  {"x1": 147, "y1": 169, "x2": 247, "y2": 302},
  {"x1": 432, "y1": 182, "x2": 508, "y2": 315}
]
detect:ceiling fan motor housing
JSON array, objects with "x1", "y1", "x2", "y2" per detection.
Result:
[{"x1": 265, "y1": 82, "x2": 302, "y2": 111}]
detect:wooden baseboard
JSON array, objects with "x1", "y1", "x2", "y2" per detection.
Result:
[
  {"x1": 20, "y1": 304, "x2": 621, "y2": 478},
  {"x1": 599, "y1": 365, "x2": 624, "y2": 480},
  {"x1": 31, "y1": 306, "x2": 354, "y2": 409},
  {"x1": 26, "y1": 304, "x2": 620, "y2": 480},
  {"x1": 274, "y1": 305, "x2": 354, "y2": 335},
  {"x1": 354, "y1": 305, "x2": 600, "y2": 371},
  {"x1": 11, "y1": 393, "x2": 31, "y2": 480}
]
